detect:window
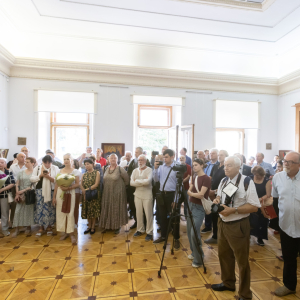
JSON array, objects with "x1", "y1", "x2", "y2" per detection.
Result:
[
  {"x1": 216, "y1": 129, "x2": 244, "y2": 156},
  {"x1": 215, "y1": 100, "x2": 259, "y2": 157},
  {"x1": 50, "y1": 113, "x2": 90, "y2": 159},
  {"x1": 138, "y1": 105, "x2": 172, "y2": 128}
]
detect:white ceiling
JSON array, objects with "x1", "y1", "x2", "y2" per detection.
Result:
[{"x1": 1, "y1": 0, "x2": 300, "y2": 78}]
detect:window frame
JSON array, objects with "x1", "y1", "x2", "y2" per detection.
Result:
[
  {"x1": 138, "y1": 105, "x2": 172, "y2": 129},
  {"x1": 50, "y1": 112, "x2": 90, "y2": 154},
  {"x1": 216, "y1": 128, "x2": 245, "y2": 155}
]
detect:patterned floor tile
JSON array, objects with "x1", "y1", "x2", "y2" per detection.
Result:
[
  {"x1": 25, "y1": 259, "x2": 66, "y2": 279},
  {"x1": 0, "y1": 261, "x2": 32, "y2": 281},
  {"x1": 50, "y1": 275, "x2": 94, "y2": 299},
  {"x1": 98, "y1": 254, "x2": 130, "y2": 273},
  {"x1": 93, "y1": 272, "x2": 132, "y2": 297},
  {"x1": 7, "y1": 278, "x2": 56, "y2": 300},
  {"x1": 63, "y1": 256, "x2": 98, "y2": 276}
]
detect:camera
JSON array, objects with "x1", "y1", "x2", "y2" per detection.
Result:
[
  {"x1": 211, "y1": 195, "x2": 234, "y2": 214},
  {"x1": 157, "y1": 161, "x2": 163, "y2": 166},
  {"x1": 152, "y1": 151, "x2": 159, "y2": 156},
  {"x1": 211, "y1": 203, "x2": 224, "y2": 214},
  {"x1": 172, "y1": 164, "x2": 187, "y2": 173}
]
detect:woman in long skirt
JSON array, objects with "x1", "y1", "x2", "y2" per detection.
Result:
[
  {"x1": 99, "y1": 154, "x2": 129, "y2": 234},
  {"x1": 31, "y1": 155, "x2": 59, "y2": 236},
  {"x1": 12, "y1": 157, "x2": 36, "y2": 237},
  {"x1": 81, "y1": 158, "x2": 101, "y2": 234},
  {"x1": 53, "y1": 153, "x2": 80, "y2": 244}
]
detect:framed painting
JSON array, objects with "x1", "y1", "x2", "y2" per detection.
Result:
[
  {"x1": 0, "y1": 149, "x2": 9, "y2": 158},
  {"x1": 279, "y1": 150, "x2": 292, "y2": 159},
  {"x1": 101, "y1": 143, "x2": 125, "y2": 161}
]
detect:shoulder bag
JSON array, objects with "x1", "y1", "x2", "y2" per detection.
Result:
[
  {"x1": 22, "y1": 171, "x2": 36, "y2": 205},
  {"x1": 194, "y1": 175, "x2": 212, "y2": 215},
  {"x1": 85, "y1": 172, "x2": 98, "y2": 202}
]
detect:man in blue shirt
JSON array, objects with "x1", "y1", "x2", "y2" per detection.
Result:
[
  {"x1": 202, "y1": 148, "x2": 219, "y2": 234},
  {"x1": 178, "y1": 148, "x2": 192, "y2": 167},
  {"x1": 254, "y1": 153, "x2": 275, "y2": 177},
  {"x1": 153, "y1": 149, "x2": 180, "y2": 250}
]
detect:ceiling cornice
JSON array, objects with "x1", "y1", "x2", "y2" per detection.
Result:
[
  {"x1": 169, "y1": 0, "x2": 276, "y2": 11},
  {"x1": 10, "y1": 57, "x2": 279, "y2": 95},
  {"x1": 2, "y1": 45, "x2": 300, "y2": 96}
]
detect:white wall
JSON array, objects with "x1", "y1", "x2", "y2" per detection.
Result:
[
  {"x1": 278, "y1": 89, "x2": 300, "y2": 151},
  {"x1": 182, "y1": 91, "x2": 279, "y2": 163},
  {"x1": 7, "y1": 77, "x2": 279, "y2": 163},
  {"x1": 0, "y1": 73, "x2": 9, "y2": 150}
]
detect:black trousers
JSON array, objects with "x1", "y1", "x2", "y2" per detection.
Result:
[
  {"x1": 211, "y1": 213, "x2": 219, "y2": 239},
  {"x1": 280, "y1": 229, "x2": 300, "y2": 291},
  {"x1": 159, "y1": 192, "x2": 180, "y2": 240},
  {"x1": 127, "y1": 187, "x2": 136, "y2": 222},
  {"x1": 204, "y1": 214, "x2": 212, "y2": 230}
]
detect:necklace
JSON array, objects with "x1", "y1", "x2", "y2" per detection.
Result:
[{"x1": 108, "y1": 166, "x2": 117, "y2": 174}]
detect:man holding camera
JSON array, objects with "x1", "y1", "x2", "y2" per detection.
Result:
[
  {"x1": 153, "y1": 149, "x2": 180, "y2": 250},
  {"x1": 211, "y1": 156, "x2": 261, "y2": 300}
]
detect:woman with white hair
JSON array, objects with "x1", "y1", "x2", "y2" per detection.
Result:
[
  {"x1": 53, "y1": 153, "x2": 80, "y2": 243},
  {"x1": 99, "y1": 153, "x2": 129, "y2": 234},
  {"x1": 31, "y1": 155, "x2": 59, "y2": 236},
  {"x1": 0, "y1": 158, "x2": 15, "y2": 236}
]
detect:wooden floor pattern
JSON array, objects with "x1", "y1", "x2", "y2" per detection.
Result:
[{"x1": 0, "y1": 212, "x2": 299, "y2": 300}]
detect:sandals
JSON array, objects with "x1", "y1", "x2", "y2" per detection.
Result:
[
  {"x1": 59, "y1": 233, "x2": 69, "y2": 241},
  {"x1": 90, "y1": 229, "x2": 95, "y2": 235},
  {"x1": 84, "y1": 228, "x2": 91, "y2": 234},
  {"x1": 36, "y1": 229, "x2": 44, "y2": 237},
  {"x1": 70, "y1": 235, "x2": 77, "y2": 244}
]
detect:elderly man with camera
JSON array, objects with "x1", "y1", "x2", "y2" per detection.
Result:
[
  {"x1": 153, "y1": 148, "x2": 181, "y2": 250},
  {"x1": 211, "y1": 156, "x2": 261, "y2": 300}
]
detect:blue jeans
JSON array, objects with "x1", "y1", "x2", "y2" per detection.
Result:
[{"x1": 187, "y1": 202, "x2": 205, "y2": 266}]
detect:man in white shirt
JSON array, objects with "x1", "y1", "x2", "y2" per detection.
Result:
[
  {"x1": 9, "y1": 152, "x2": 26, "y2": 178},
  {"x1": 21, "y1": 147, "x2": 30, "y2": 158},
  {"x1": 9, "y1": 152, "x2": 27, "y2": 226},
  {"x1": 212, "y1": 156, "x2": 261, "y2": 300},
  {"x1": 120, "y1": 151, "x2": 133, "y2": 170},
  {"x1": 130, "y1": 154, "x2": 153, "y2": 241},
  {"x1": 272, "y1": 151, "x2": 300, "y2": 297}
]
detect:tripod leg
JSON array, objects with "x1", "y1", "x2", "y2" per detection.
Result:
[{"x1": 158, "y1": 213, "x2": 174, "y2": 278}]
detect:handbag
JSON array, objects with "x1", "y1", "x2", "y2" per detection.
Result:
[
  {"x1": 85, "y1": 187, "x2": 98, "y2": 202},
  {"x1": 61, "y1": 192, "x2": 71, "y2": 213},
  {"x1": 25, "y1": 186, "x2": 36, "y2": 205},
  {"x1": 194, "y1": 175, "x2": 212, "y2": 215}
]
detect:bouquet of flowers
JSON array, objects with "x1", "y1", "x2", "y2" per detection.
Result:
[
  {"x1": 55, "y1": 174, "x2": 76, "y2": 199},
  {"x1": 0, "y1": 173, "x2": 9, "y2": 189}
]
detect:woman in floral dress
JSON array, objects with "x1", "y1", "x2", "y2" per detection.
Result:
[
  {"x1": 12, "y1": 157, "x2": 36, "y2": 237},
  {"x1": 99, "y1": 154, "x2": 129, "y2": 234},
  {"x1": 81, "y1": 158, "x2": 101, "y2": 234},
  {"x1": 31, "y1": 155, "x2": 59, "y2": 236}
]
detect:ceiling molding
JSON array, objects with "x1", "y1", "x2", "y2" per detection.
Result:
[
  {"x1": 2, "y1": 44, "x2": 300, "y2": 95},
  {"x1": 168, "y1": 0, "x2": 275, "y2": 11},
  {"x1": 8, "y1": 57, "x2": 278, "y2": 95},
  {"x1": 0, "y1": 44, "x2": 14, "y2": 76}
]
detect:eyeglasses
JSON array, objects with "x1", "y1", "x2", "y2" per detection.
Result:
[{"x1": 283, "y1": 159, "x2": 299, "y2": 165}]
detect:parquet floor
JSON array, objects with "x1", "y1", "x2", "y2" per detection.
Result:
[{"x1": 0, "y1": 210, "x2": 299, "y2": 300}]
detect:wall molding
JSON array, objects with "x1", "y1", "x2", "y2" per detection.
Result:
[
  {"x1": 2, "y1": 45, "x2": 300, "y2": 95},
  {"x1": 169, "y1": 0, "x2": 276, "y2": 11}
]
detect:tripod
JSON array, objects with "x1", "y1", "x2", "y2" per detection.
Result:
[{"x1": 157, "y1": 178, "x2": 207, "y2": 278}]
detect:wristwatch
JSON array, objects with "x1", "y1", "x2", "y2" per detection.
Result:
[{"x1": 235, "y1": 207, "x2": 239, "y2": 215}]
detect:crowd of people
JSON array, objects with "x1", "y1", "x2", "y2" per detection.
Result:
[{"x1": 0, "y1": 145, "x2": 299, "y2": 299}]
